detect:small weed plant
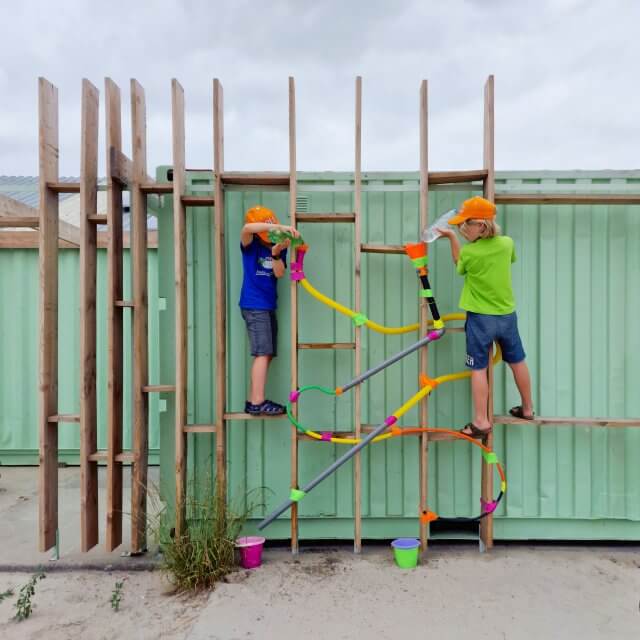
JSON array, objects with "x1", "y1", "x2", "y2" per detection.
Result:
[{"x1": 14, "y1": 572, "x2": 45, "y2": 621}]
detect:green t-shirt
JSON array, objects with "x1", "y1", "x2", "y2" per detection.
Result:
[{"x1": 456, "y1": 236, "x2": 516, "y2": 315}]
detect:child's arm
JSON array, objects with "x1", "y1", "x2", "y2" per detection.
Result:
[
  {"x1": 271, "y1": 240, "x2": 289, "y2": 278},
  {"x1": 240, "y1": 223, "x2": 299, "y2": 247},
  {"x1": 437, "y1": 228, "x2": 460, "y2": 264}
]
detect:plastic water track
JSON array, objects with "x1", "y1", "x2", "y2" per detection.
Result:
[{"x1": 257, "y1": 240, "x2": 506, "y2": 531}]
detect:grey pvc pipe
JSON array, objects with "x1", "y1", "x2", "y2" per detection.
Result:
[
  {"x1": 257, "y1": 327, "x2": 445, "y2": 531},
  {"x1": 341, "y1": 328, "x2": 444, "y2": 392}
]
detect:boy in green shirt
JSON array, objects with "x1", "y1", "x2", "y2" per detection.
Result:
[{"x1": 438, "y1": 196, "x2": 534, "y2": 437}]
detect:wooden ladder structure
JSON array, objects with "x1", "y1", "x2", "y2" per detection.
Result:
[{"x1": 287, "y1": 76, "x2": 497, "y2": 553}]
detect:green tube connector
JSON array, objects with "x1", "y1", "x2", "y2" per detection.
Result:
[
  {"x1": 290, "y1": 488, "x2": 306, "y2": 502},
  {"x1": 411, "y1": 256, "x2": 428, "y2": 269},
  {"x1": 419, "y1": 289, "x2": 433, "y2": 298},
  {"x1": 352, "y1": 313, "x2": 368, "y2": 327},
  {"x1": 482, "y1": 450, "x2": 498, "y2": 464}
]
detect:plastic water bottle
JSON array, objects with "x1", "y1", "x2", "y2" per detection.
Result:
[{"x1": 421, "y1": 208, "x2": 458, "y2": 243}]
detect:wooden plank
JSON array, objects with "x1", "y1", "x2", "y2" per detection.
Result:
[
  {"x1": 47, "y1": 181, "x2": 80, "y2": 193},
  {"x1": 105, "y1": 77, "x2": 124, "y2": 551},
  {"x1": 38, "y1": 77, "x2": 59, "y2": 552},
  {"x1": 79, "y1": 78, "x2": 100, "y2": 552},
  {"x1": 353, "y1": 75, "x2": 363, "y2": 554},
  {"x1": 172, "y1": 79, "x2": 188, "y2": 538},
  {"x1": 142, "y1": 384, "x2": 175, "y2": 393},
  {"x1": 130, "y1": 79, "x2": 150, "y2": 554},
  {"x1": 109, "y1": 146, "x2": 133, "y2": 186},
  {"x1": 494, "y1": 415, "x2": 640, "y2": 427},
  {"x1": 181, "y1": 194, "x2": 215, "y2": 206},
  {"x1": 184, "y1": 425, "x2": 217, "y2": 433},
  {"x1": 221, "y1": 172, "x2": 289, "y2": 186},
  {"x1": 418, "y1": 79, "x2": 429, "y2": 554},
  {"x1": 213, "y1": 78, "x2": 227, "y2": 510},
  {"x1": 0, "y1": 194, "x2": 80, "y2": 246},
  {"x1": 361, "y1": 243, "x2": 404, "y2": 255},
  {"x1": 223, "y1": 412, "x2": 288, "y2": 421},
  {"x1": 288, "y1": 76, "x2": 299, "y2": 555},
  {"x1": 495, "y1": 193, "x2": 640, "y2": 205},
  {"x1": 295, "y1": 213, "x2": 355, "y2": 223},
  {"x1": 140, "y1": 182, "x2": 173, "y2": 194},
  {"x1": 0, "y1": 230, "x2": 156, "y2": 250},
  {"x1": 48, "y1": 414, "x2": 80, "y2": 423},
  {"x1": 298, "y1": 342, "x2": 355, "y2": 350},
  {"x1": 0, "y1": 216, "x2": 40, "y2": 227},
  {"x1": 428, "y1": 169, "x2": 488, "y2": 184},
  {"x1": 480, "y1": 75, "x2": 495, "y2": 552},
  {"x1": 115, "y1": 300, "x2": 134, "y2": 307},
  {"x1": 88, "y1": 215, "x2": 107, "y2": 224}
]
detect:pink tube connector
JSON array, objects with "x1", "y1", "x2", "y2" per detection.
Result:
[
  {"x1": 290, "y1": 271, "x2": 305, "y2": 281},
  {"x1": 481, "y1": 498, "x2": 498, "y2": 514},
  {"x1": 384, "y1": 415, "x2": 397, "y2": 427},
  {"x1": 289, "y1": 390, "x2": 301, "y2": 403},
  {"x1": 321, "y1": 432, "x2": 333, "y2": 442}
]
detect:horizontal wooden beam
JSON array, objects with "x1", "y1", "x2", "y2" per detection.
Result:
[
  {"x1": 221, "y1": 172, "x2": 290, "y2": 186},
  {"x1": 224, "y1": 412, "x2": 288, "y2": 421},
  {"x1": 48, "y1": 414, "x2": 80, "y2": 423},
  {"x1": 184, "y1": 425, "x2": 217, "y2": 433},
  {"x1": 298, "y1": 342, "x2": 356, "y2": 350},
  {"x1": 47, "y1": 181, "x2": 80, "y2": 193},
  {"x1": 361, "y1": 243, "x2": 405, "y2": 254},
  {"x1": 88, "y1": 451, "x2": 135, "y2": 463},
  {"x1": 494, "y1": 415, "x2": 640, "y2": 427},
  {"x1": 142, "y1": 384, "x2": 175, "y2": 393},
  {"x1": 181, "y1": 195, "x2": 215, "y2": 206},
  {"x1": 0, "y1": 230, "x2": 157, "y2": 249},
  {"x1": 115, "y1": 300, "x2": 134, "y2": 307},
  {"x1": 0, "y1": 194, "x2": 80, "y2": 246},
  {"x1": 495, "y1": 193, "x2": 640, "y2": 205},
  {"x1": 140, "y1": 182, "x2": 173, "y2": 194},
  {"x1": 88, "y1": 215, "x2": 107, "y2": 224},
  {"x1": 296, "y1": 213, "x2": 355, "y2": 223},
  {"x1": 428, "y1": 169, "x2": 488, "y2": 184},
  {"x1": 0, "y1": 216, "x2": 40, "y2": 227}
]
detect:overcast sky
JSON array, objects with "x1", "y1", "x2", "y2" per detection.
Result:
[{"x1": 1, "y1": 0, "x2": 639, "y2": 177}]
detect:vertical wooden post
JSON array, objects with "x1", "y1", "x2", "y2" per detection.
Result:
[
  {"x1": 213, "y1": 79, "x2": 226, "y2": 504},
  {"x1": 105, "y1": 78, "x2": 124, "y2": 551},
  {"x1": 79, "y1": 79, "x2": 100, "y2": 551},
  {"x1": 288, "y1": 76, "x2": 299, "y2": 555},
  {"x1": 172, "y1": 79, "x2": 188, "y2": 536},
  {"x1": 418, "y1": 79, "x2": 430, "y2": 553},
  {"x1": 480, "y1": 74, "x2": 495, "y2": 552},
  {"x1": 130, "y1": 79, "x2": 150, "y2": 553},
  {"x1": 353, "y1": 76, "x2": 363, "y2": 553},
  {"x1": 38, "y1": 77, "x2": 59, "y2": 552}
]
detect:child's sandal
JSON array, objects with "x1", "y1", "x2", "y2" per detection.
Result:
[
  {"x1": 459, "y1": 422, "x2": 492, "y2": 439},
  {"x1": 260, "y1": 400, "x2": 286, "y2": 416},
  {"x1": 509, "y1": 406, "x2": 534, "y2": 420}
]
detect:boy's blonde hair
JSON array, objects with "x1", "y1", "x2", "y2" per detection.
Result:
[{"x1": 460, "y1": 218, "x2": 501, "y2": 241}]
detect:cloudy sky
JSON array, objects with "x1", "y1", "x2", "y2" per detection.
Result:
[{"x1": 1, "y1": 0, "x2": 639, "y2": 177}]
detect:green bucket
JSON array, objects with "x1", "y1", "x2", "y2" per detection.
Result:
[{"x1": 391, "y1": 538, "x2": 420, "y2": 569}]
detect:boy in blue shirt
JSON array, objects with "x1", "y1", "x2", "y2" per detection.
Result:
[{"x1": 240, "y1": 205, "x2": 299, "y2": 415}]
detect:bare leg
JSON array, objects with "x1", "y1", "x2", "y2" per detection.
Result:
[
  {"x1": 508, "y1": 360, "x2": 534, "y2": 416},
  {"x1": 469, "y1": 368, "x2": 492, "y2": 430},
  {"x1": 249, "y1": 355, "x2": 272, "y2": 405}
]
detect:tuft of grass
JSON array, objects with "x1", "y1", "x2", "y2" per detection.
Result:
[
  {"x1": 0, "y1": 589, "x2": 14, "y2": 603},
  {"x1": 110, "y1": 580, "x2": 125, "y2": 612},
  {"x1": 14, "y1": 572, "x2": 45, "y2": 621},
  {"x1": 157, "y1": 481, "x2": 263, "y2": 592}
]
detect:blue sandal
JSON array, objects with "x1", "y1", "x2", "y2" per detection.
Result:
[{"x1": 245, "y1": 400, "x2": 286, "y2": 416}]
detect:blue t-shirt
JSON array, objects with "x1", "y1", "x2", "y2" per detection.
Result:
[{"x1": 238, "y1": 236, "x2": 287, "y2": 310}]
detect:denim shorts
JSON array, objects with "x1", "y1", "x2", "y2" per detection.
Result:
[
  {"x1": 465, "y1": 311, "x2": 526, "y2": 370},
  {"x1": 241, "y1": 309, "x2": 278, "y2": 357}
]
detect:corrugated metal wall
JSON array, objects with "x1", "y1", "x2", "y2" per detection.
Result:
[
  {"x1": 162, "y1": 169, "x2": 636, "y2": 540},
  {"x1": 0, "y1": 249, "x2": 162, "y2": 464}
]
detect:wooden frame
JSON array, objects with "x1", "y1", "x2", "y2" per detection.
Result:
[{"x1": 32, "y1": 74, "x2": 640, "y2": 556}]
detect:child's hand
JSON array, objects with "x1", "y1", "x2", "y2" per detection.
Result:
[
  {"x1": 272, "y1": 239, "x2": 290, "y2": 256},
  {"x1": 278, "y1": 225, "x2": 300, "y2": 238},
  {"x1": 437, "y1": 228, "x2": 456, "y2": 239}
]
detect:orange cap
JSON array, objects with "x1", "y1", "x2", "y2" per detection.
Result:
[
  {"x1": 448, "y1": 196, "x2": 496, "y2": 226},
  {"x1": 245, "y1": 205, "x2": 280, "y2": 243}
]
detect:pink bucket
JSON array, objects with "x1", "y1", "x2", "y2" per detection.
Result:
[{"x1": 235, "y1": 536, "x2": 266, "y2": 569}]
